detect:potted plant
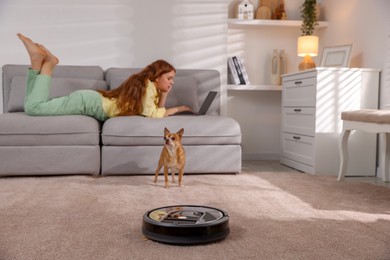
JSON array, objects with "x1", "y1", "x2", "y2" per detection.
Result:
[
  {"x1": 298, "y1": 0, "x2": 319, "y2": 70},
  {"x1": 300, "y1": 0, "x2": 318, "y2": 36}
]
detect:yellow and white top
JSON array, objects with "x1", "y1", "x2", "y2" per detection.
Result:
[{"x1": 101, "y1": 80, "x2": 166, "y2": 118}]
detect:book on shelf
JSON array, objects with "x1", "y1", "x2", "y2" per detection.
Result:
[
  {"x1": 227, "y1": 57, "x2": 240, "y2": 84},
  {"x1": 236, "y1": 56, "x2": 250, "y2": 85},
  {"x1": 227, "y1": 56, "x2": 250, "y2": 85}
]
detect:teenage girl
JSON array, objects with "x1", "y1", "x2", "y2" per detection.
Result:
[{"x1": 17, "y1": 33, "x2": 192, "y2": 121}]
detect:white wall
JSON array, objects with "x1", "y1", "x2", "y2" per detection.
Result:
[
  {"x1": 226, "y1": 0, "x2": 390, "y2": 160},
  {"x1": 321, "y1": 0, "x2": 390, "y2": 109},
  {"x1": 1, "y1": 0, "x2": 389, "y2": 162},
  {"x1": 0, "y1": 0, "x2": 228, "y2": 113},
  {"x1": 226, "y1": 0, "x2": 327, "y2": 160},
  {"x1": 321, "y1": 0, "x2": 389, "y2": 69}
]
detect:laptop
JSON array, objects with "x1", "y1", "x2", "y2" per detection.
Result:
[{"x1": 175, "y1": 91, "x2": 217, "y2": 116}]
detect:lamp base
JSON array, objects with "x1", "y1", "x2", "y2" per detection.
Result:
[{"x1": 299, "y1": 55, "x2": 316, "y2": 71}]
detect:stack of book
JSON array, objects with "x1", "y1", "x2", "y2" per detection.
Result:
[{"x1": 227, "y1": 56, "x2": 250, "y2": 85}]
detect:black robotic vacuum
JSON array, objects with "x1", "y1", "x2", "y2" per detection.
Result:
[{"x1": 142, "y1": 205, "x2": 230, "y2": 245}]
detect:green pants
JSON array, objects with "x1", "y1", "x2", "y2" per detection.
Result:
[{"x1": 24, "y1": 69, "x2": 109, "y2": 121}]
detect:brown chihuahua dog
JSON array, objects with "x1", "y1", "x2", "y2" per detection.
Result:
[{"x1": 154, "y1": 127, "x2": 186, "y2": 188}]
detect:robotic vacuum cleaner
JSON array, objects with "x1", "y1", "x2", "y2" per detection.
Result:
[{"x1": 142, "y1": 205, "x2": 230, "y2": 245}]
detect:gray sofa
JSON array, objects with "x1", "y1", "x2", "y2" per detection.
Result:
[{"x1": 0, "y1": 64, "x2": 242, "y2": 176}]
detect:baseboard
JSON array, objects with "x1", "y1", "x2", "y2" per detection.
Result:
[{"x1": 242, "y1": 152, "x2": 280, "y2": 161}]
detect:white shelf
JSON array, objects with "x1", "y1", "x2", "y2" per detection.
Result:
[
  {"x1": 228, "y1": 19, "x2": 328, "y2": 28},
  {"x1": 227, "y1": 84, "x2": 282, "y2": 91}
]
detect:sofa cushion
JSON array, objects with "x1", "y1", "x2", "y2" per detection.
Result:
[
  {"x1": 8, "y1": 76, "x2": 108, "y2": 112},
  {"x1": 102, "y1": 115, "x2": 241, "y2": 146},
  {"x1": 109, "y1": 76, "x2": 200, "y2": 112},
  {"x1": 0, "y1": 113, "x2": 101, "y2": 146}
]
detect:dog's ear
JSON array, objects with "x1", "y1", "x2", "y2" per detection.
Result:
[
  {"x1": 164, "y1": 127, "x2": 170, "y2": 135},
  {"x1": 177, "y1": 128, "x2": 184, "y2": 138}
]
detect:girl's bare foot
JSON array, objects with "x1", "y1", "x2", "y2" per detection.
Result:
[
  {"x1": 37, "y1": 44, "x2": 59, "y2": 76},
  {"x1": 37, "y1": 44, "x2": 59, "y2": 66},
  {"x1": 17, "y1": 33, "x2": 47, "y2": 70}
]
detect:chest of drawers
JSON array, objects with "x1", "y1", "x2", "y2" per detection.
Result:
[{"x1": 280, "y1": 68, "x2": 380, "y2": 176}]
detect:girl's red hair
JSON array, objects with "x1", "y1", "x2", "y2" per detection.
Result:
[{"x1": 98, "y1": 59, "x2": 176, "y2": 116}]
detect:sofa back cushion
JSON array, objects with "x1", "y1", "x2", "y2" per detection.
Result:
[
  {"x1": 2, "y1": 65, "x2": 107, "y2": 113},
  {"x1": 105, "y1": 67, "x2": 221, "y2": 115},
  {"x1": 2, "y1": 65, "x2": 221, "y2": 114},
  {"x1": 8, "y1": 76, "x2": 108, "y2": 112}
]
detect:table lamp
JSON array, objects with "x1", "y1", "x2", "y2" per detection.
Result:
[{"x1": 297, "y1": 35, "x2": 318, "y2": 71}]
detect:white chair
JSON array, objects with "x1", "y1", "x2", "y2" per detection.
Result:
[{"x1": 338, "y1": 109, "x2": 390, "y2": 182}]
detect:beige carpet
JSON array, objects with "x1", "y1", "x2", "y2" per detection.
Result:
[{"x1": 0, "y1": 170, "x2": 389, "y2": 260}]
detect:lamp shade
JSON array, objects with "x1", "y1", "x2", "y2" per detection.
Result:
[{"x1": 297, "y1": 35, "x2": 319, "y2": 57}]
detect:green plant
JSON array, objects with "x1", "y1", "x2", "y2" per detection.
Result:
[{"x1": 300, "y1": 0, "x2": 318, "y2": 36}]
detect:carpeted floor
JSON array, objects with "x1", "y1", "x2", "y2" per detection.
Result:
[{"x1": 0, "y1": 169, "x2": 389, "y2": 260}]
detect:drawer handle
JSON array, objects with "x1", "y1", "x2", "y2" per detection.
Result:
[
  {"x1": 294, "y1": 109, "x2": 302, "y2": 112},
  {"x1": 294, "y1": 81, "x2": 302, "y2": 85},
  {"x1": 293, "y1": 136, "x2": 301, "y2": 140}
]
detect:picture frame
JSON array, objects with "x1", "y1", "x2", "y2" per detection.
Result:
[{"x1": 320, "y1": 44, "x2": 352, "y2": 67}]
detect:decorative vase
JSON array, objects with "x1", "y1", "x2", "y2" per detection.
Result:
[
  {"x1": 256, "y1": 0, "x2": 271, "y2": 19},
  {"x1": 270, "y1": 49, "x2": 281, "y2": 85},
  {"x1": 279, "y1": 49, "x2": 287, "y2": 77}
]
